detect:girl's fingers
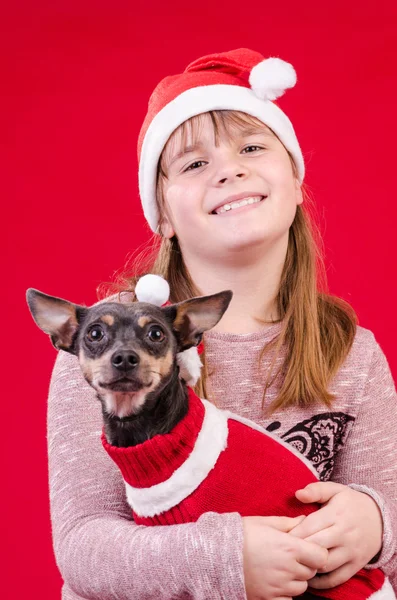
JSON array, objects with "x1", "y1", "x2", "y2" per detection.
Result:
[
  {"x1": 294, "y1": 563, "x2": 318, "y2": 581},
  {"x1": 296, "y1": 539, "x2": 328, "y2": 570},
  {"x1": 308, "y1": 561, "x2": 356, "y2": 589},
  {"x1": 295, "y1": 482, "x2": 345, "y2": 504},
  {"x1": 315, "y1": 546, "x2": 350, "y2": 573},
  {"x1": 260, "y1": 515, "x2": 306, "y2": 531},
  {"x1": 304, "y1": 524, "x2": 338, "y2": 548},
  {"x1": 285, "y1": 579, "x2": 310, "y2": 597},
  {"x1": 289, "y1": 506, "x2": 336, "y2": 538}
]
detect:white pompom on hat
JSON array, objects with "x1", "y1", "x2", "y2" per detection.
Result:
[
  {"x1": 248, "y1": 57, "x2": 297, "y2": 102},
  {"x1": 135, "y1": 275, "x2": 203, "y2": 387},
  {"x1": 137, "y1": 48, "x2": 304, "y2": 232}
]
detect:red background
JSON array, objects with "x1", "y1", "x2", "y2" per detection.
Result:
[{"x1": 3, "y1": 1, "x2": 397, "y2": 597}]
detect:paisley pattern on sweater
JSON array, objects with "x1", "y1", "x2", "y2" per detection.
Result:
[{"x1": 266, "y1": 413, "x2": 355, "y2": 481}]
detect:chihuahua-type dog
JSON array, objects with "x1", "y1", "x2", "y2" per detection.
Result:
[{"x1": 27, "y1": 288, "x2": 232, "y2": 447}]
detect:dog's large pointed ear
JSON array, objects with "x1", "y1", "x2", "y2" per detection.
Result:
[
  {"x1": 163, "y1": 290, "x2": 232, "y2": 351},
  {"x1": 26, "y1": 289, "x2": 87, "y2": 353}
]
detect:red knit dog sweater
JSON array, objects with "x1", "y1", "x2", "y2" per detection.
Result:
[{"x1": 102, "y1": 388, "x2": 393, "y2": 599}]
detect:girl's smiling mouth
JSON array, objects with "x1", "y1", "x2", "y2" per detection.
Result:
[{"x1": 211, "y1": 195, "x2": 267, "y2": 215}]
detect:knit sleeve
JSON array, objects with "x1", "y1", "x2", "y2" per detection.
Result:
[
  {"x1": 48, "y1": 349, "x2": 246, "y2": 600},
  {"x1": 331, "y1": 337, "x2": 397, "y2": 587}
]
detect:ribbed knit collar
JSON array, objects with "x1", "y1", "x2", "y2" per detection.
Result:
[{"x1": 102, "y1": 388, "x2": 205, "y2": 489}]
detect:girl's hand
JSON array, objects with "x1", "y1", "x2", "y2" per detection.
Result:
[
  {"x1": 290, "y1": 482, "x2": 383, "y2": 589},
  {"x1": 243, "y1": 515, "x2": 328, "y2": 600}
]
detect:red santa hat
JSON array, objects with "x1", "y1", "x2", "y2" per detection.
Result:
[{"x1": 137, "y1": 48, "x2": 305, "y2": 232}]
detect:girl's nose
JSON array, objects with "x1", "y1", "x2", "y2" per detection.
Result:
[
  {"x1": 218, "y1": 171, "x2": 246, "y2": 184},
  {"x1": 213, "y1": 158, "x2": 249, "y2": 186}
]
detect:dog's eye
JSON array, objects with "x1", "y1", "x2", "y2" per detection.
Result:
[
  {"x1": 86, "y1": 325, "x2": 105, "y2": 342},
  {"x1": 147, "y1": 325, "x2": 165, "y2": 342}
]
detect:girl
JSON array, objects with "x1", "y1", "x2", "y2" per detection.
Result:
[{"x1": 48, "y1": 49, "x2": 397, "y2": 599}]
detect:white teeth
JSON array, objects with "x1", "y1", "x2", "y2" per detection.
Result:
[{"x1": 215, "y1": 196, "x2": 264, "y2": 214}]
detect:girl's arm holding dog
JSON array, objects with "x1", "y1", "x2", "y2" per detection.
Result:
[
  {"x1": 48, "y1": 349, "x2": 244, "y2": 599},
  {"x1": 49, "y1": 348, "x2": 327, "y2": 600},
  {"x1": 290, "y1": 338, "x2": 397, "y2": 591}
]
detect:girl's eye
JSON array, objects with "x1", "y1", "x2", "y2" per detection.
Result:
[
  {"x1": 184, "y1": 160, "x2": 206, "y2": 172},
  {"x1": 147, "y1": 326, "x2": 165, "y2": 342},
  {"x1": 242, "y1": 145, "x2": 263, "y2": 153},
  {"x1": 86, "y1": 325, "x2": 105, "y2": 342}
]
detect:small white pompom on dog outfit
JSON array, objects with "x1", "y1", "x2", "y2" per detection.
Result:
[
  {"x1": 135, "y1": 274, "x2": 203, "y2": 387},
  {"x1": 135, "y1": 274, "x2": 170, "y2": 306}
]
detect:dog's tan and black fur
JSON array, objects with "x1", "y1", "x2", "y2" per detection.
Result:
[{"x1": 27, "y1": 289, "x2": 232, "y2": 447}]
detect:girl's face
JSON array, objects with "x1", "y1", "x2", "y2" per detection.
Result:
[{"x1": 159, "y1": 113, "x2": 303, "y2": 261}]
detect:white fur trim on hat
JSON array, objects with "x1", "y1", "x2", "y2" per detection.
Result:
[
  {"x1": 139, "y1": 84, "x2": 305, "y2": 232},
  {"x1": 135, "y1": 274, "x2": 170, "y2": 306},
  {"x1": 249, "y1": 57, "x2": 297, "y2": 102}
]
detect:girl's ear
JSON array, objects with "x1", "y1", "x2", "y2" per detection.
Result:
[
  {"x1": 160, "y1": 215, "x2": 175, "y2": 239},
  {"x1": 295, "y1": 178, "x2": 303, "y2": 206}
]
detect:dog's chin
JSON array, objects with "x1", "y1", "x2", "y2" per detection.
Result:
[
  {"x1": 99, "y1": 377, "x2": 149, "y2": 393},
  {"x1": 96, "y1": 379, "x2": 153, "y2": 420}
]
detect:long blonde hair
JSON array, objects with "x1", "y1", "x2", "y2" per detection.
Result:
[{"x1": 105, "y1": 110, "x2": 357, "y2": 415}]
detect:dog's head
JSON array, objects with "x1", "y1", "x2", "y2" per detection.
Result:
[{"x1": 27, "y1": 289, "x2": 232, "y2": 418}]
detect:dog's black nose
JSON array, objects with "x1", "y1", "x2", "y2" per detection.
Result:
[{"x1": 111, "y1": 350, "x2": 140, "y2": 371}]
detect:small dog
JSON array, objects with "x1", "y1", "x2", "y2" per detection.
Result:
[
  {"x1": 26, "y1": 287, "x2": 232, "y2": 447},
  {"x1": 27, "y1": 286, "x2": 392, "y2": 600}
]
